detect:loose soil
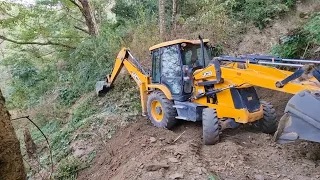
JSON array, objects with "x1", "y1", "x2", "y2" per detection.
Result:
[
  {"x1": 78, "y1": 2, "x2": 320, "y2": 179},
  {"x1": 78, "y1": 89, "x2": 320, "y2": 180}
]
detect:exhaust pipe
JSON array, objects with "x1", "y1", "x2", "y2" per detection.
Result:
[{"x1": 274, "y1": 90, "x2": 320, "y2": 143}]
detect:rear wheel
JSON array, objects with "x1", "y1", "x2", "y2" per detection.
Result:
[
  {"x1": 202, "y1": 108, "x2": 220, "y2": 145},
  {"x1": 253, "y1": 101, "x2": 277, "y2": 134},
  {"x1": 147, "y1": 91, "x2": 177, "y2": 129}
]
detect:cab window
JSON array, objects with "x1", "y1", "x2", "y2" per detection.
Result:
[
  {"x1": 160, "y1": 45, "x2": 182, "y2": 95},
  {"x1": 181, "y1": 44, "x2": 212, "y2": 67},
  {"x1": 152, "y1": 49, "x2": 161, "y2": 83}
]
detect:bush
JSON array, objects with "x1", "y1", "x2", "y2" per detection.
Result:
[
  {"x1": 271, "y1": 13, "x2": 320, "y2": 58},
  {"x1": 226, "y1": 0, "x2": 296, "y2": 29},
  {"x1": 271, "y1": 29, "x2": 310, "y2": 58},
  {"x1": 54, "y1": 156, "x2": 83, "y2": 180}
]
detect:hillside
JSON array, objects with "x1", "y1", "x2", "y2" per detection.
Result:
[
  {"x1": 1, "y1": 0, "x2": 320, "y2": 179},
  {"x1": 77, "y1": 1, "x2": 320, "y2": 179}
]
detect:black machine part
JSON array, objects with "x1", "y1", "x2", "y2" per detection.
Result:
[{"x1": 275, "y1": 90, "x2": 320, "y2": 143}]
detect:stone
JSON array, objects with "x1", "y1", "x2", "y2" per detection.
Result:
[
  {"x1": 254, "y1": 174, "x2": 264, "y2": 180},
  {"x1": 145, "y1": 163, "x2": 169, "y2": 171},
  {"x1": 150, "y1": 137, "x2": 157, "y2": 143},
  {"x1": 168, "y1": 157, "x2": 179, "y2": 163},
  {"x1": 169, "y1": 172, "x2": 184, "y2": 179}
]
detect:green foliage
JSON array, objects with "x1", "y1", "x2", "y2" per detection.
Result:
[
  {"x1": 51, "y1": 129, "x2": 72, "y2": 161},
  {"x1": 2, "y1": 53, "x2": 60, "y2": 108},
  {"x1": 112, "y1": 0, "x2": 158, "y2": 24},
  {"x1": 70, "y1": 96, "x2": 99, "y2": 128},
  {"x1": 304, "y1": 13, "x2": 320, "y2": 44},
  {"x1": 272, "y1": 13, "x2": 320, "y2": 58},
  {"x1": 272, "y1": 29, "x2": 309, "y2": 58},
  {"x1": 53, "y1": 156, "x2": 83, "y2": 180},
  {"x1": 208, "y1": 173, "x2": 220, "y2": 180},
  {"x1": 87, "y1": 151, "x2": 97, "y2": 164},
  {"x1": 225, "y1": 0, "x2": 295, "y2": 29}
]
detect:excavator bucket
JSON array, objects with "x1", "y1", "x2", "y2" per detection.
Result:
[
  {"x1": 274, "y1": 90, "x2": 320, "y2": 143},
  {"x1": 95, "y1": 80, "x2": 111, "y2": 97}
]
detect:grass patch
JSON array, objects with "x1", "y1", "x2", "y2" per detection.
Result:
[
  {"x1": 53, "y1": 156, "x2": 84, "y2": 180},
  {"x1": 87, "y1": 151, "x2": 97, "y2": 164}
]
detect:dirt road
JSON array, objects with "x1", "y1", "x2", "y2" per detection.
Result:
[{"x1": 78, "y1": 89, "x2": 320, "y2": 180}]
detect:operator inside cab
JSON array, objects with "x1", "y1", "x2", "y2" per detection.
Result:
[{"x1": 181, "y1": 43, "x2": 211, "y2": 68}]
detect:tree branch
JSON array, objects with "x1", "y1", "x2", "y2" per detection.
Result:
[
  {"x1": 74, "y1": 25, "x2": 90, "y2": 34},
  {"x1": 0, "y1": 35, "x2": 75, "y2": 49},
  {"x1": 68, "y1": 0, "x2": 83, "y2": 11}
]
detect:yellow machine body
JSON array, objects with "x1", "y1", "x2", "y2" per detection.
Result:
[{"x1": 96, "y1": 38, "x2": 320, "y2": 144}]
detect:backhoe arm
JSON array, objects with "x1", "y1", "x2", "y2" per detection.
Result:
[{"x1": 96, "y1": 48, "x2": 150, "y2": 115}]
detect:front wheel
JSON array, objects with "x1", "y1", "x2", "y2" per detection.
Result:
[
  {"x1": 253, "y1": 101, "x2": 277, "y2": 134},
  {"x1": 202, "y1": 108, "x2": 220, "y2": 145},
  {"x1": 147, "y1": 90, "x2": 177, "y2": 129}
]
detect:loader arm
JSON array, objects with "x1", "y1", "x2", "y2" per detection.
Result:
[
  {"x1": 96, "y1": 48, "x2": 150, "y2": 115},
  {"x1": 194, "y1": 61, "x2": 320, "y2": 143},
  {"x1": 194, "y1": 62, "x2": 319, "y2": 94}
]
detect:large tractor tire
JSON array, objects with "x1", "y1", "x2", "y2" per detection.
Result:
[
  {"x1": 202, "y1": 108, "x2": 220, "y2": 145},
  {"x1": 147, "y1": 90, "x2": 177, "y2": 129},
  {"x1": 253, "y1": 101, "x2": 277, "y2": 134}
]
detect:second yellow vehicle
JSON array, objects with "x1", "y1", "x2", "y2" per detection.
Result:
[{"x1": 96, "y1": 37, "x2": 320, "y2": 145}]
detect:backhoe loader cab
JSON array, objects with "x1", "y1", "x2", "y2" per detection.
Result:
[
  {"x1": 149, "y1": 39, "x2": 212, "y2": 101},
  {"x1": 96, "y1": 37, "x2": 320, "y2": 145}
]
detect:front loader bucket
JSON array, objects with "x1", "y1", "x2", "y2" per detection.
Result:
[
  {"x1": 95, "y1": 81, "x2": 111, "y2": 97},
  {"x1": 274, "y1": 90, "x2": 320, "y2": 143}
]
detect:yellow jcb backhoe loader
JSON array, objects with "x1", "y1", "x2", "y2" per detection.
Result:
[{"x1": 96, "y1": 37, "x2": 320, "y2": 145}]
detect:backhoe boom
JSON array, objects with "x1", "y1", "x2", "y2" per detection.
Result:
[{"x1": 96, "y1": 48, "x2": 150, "y2": 115}]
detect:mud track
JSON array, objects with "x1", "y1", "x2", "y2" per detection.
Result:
[{"x1": 78, "y1": 89, "x2": 320, "y2": 180}]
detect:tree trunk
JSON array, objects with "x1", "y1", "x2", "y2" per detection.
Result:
[
  {"x1": 0, "y1": 90, "x2": 26, "y2": 180},
  {"x1": 171, "y1": 0, "x2": 177, "y2": 31},
  {"x1": 78, "y1": 0, "x2": 99, "y2": 36},
  {"x1": 159, "y1": 0, "x2": 166, "y2": 41}
]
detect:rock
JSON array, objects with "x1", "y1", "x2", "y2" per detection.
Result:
[
  {"x1": 124, "y1": 141, "x2": 130, "y2": 146},
  {"x1": 299, "y1": 12, "x2": 310, "y2": 19},
  {"x1": 190, "y1": 142, "x2": 199, "y2": 147},
  {"x1": 264, "y1": 136, "x2": 271, "y2": 140},
  {"x1": 169, "y1": 172, "x2": 184, "y2": 179},
  {"x1": 138, "y1": 163, "x2": 144, "y2": 169},
  {"x1": 196, "y1": 167, "x2": 203, "y2": 175},
  {"x1": 141, "y1": 144, "x2": 146, "y2": 147},
  {"x1": 254, "y1": 174, "x2": 264, "y2": 180},
  {"x1": 237, "y1": 160, "x2": 244, "y2": 165},
  {"x1": 201, "y1": 167, "x2": 207, "y2": 174},
  {"x1": 150, "y1": 137, "x2": 157, "y2": 143},
  {"x1": 145, "y1": 163, "x2": 169, "y2": 171},
  {"x1": 168, "y1": 157, "x2": 179, "y2": 163}
]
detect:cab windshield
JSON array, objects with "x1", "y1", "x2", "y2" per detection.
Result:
[{"x1": 181, "y1": 43, "x2": 212, "y2": 67}]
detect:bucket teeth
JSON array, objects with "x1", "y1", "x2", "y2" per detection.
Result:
[
  {"x1": 274, "y1": 90, "x2": 320, "y2": 144},
  {"x1": 273, "y1": 113, "x2": 290, "y2": 142}
]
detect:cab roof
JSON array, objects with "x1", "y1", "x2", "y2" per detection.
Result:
[{"x1": 149, "y1": 39, "x2": 209, "y2": 51}]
